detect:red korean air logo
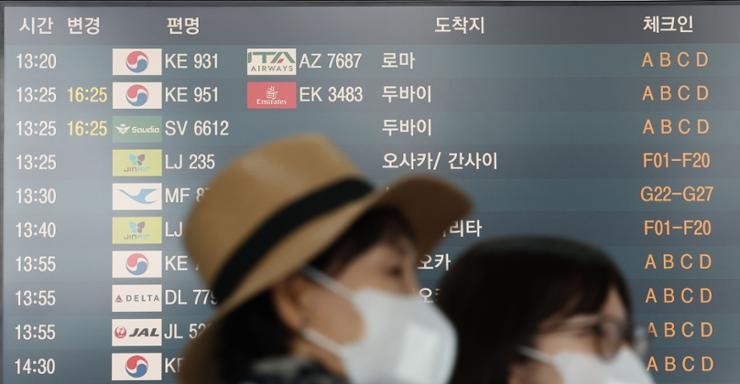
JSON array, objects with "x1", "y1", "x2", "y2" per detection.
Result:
[{"x1": 247, "y1": 82, "x2": 296, "y2": 109}]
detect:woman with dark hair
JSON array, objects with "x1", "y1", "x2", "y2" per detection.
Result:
[
  {"x1": 437, "y1": 236, "x2": 654, "y2": 384},
  {"x1": 177, "y1": 134, "x2": 472, "y2": 384}
]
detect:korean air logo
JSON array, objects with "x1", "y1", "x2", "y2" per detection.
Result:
[
  {"x1": 112, "y1": 48, "x2": 162, "y2": 76},
  {"x1": 126, "y1": 51, "x2": 149, "y2": 73},
  {"x1": 113, "y1": 251, "x2": 162, "y2": 279},
  {"x1": 126, "y1": 84, "x2": 149, "y2": 106},
  {"x1": 112, "y1": 353, "x2": 161, "y2": 380},
  {"x1": 126, "y1": 355, "x2": 149, "y2": 378},
  {"x1": 126, "y1": 253, "x2": 149, "y2": 276},
  {"x1": 113, "y1": 183, "x2": 162, "y2": 210},
  {"x1": 112, "y1": 82, "x2": 162, "y2": 109}
]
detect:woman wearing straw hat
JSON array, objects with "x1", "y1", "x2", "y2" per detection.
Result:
[{"x1": 178, "y1": 134, "x2": 472, "y2": 384}]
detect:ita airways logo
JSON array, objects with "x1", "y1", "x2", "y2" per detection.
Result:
[
  {"x1": 113, "y1": 183, "x2": 163, "y2": 210},
  {"x1": 112, "y1": 82, "x2": 162, "y2": 109},
  {"x1": 112, "y1": 319, "x2": 162, "y2": 347},
  {"x1": 112, "y1": 48, "x2": 162, "y2": 76},
  {"x1": 112, "y1": 149, "x2": 162, "y2": 177},
  {"x1": 112, "y1": 116, "x2": 162, "y2": 143},
  {"x1": 112, "y1": 217, "x2": 162, "y2": 245},
  {"x1": 112, "y1": 353, "x2": 162, "y2": 380},
  {"x1": 247, "y1": 82, "x2": 296, "y2": 109},
  {"x1": 112, "y1": 251, "x2": 162, "y2": 278},
  {"x1": 112, "y1": 284, "x2": 162, "y2": 312},
  {"x1": 247, "y1": 48, "x2": 297, "y2": 75}
]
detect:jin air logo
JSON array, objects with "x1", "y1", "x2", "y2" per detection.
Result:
[
  {"x1": 247, "y1": 48, "x2": 297, "y2": 75},
  {"x1": 112, "y1": 150, "x2": 162, "y2": 177},
  {"x1": 112, "y1": 217, "x2": 162, "y2": 244}
]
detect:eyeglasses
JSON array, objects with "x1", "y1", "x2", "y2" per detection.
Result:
[{"x1": 536, "y1": 315, "x2": 649, "y2": 360}]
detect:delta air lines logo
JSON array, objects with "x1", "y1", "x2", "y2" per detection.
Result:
[
  {"x1": 112, "y1": 48, "x2": 162, "y2": 76},
  {"x1": 112, "y1": 284, "x2": 162, "y2": 312}
]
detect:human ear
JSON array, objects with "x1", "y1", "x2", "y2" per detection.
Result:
[{"x1": 272, "y1": 274, "x2": 312, "y2": 332}]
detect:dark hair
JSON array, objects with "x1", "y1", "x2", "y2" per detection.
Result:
[
  {"x1": 436, "y1": 236, "x2": 632, "y2": 384},
  {"x1": 218, "y1": 205, "x2": 415, "y2": 382}
]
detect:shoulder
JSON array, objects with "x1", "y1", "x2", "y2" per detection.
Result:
[{"x1": 239, "y1": 355, "x2": 346, "y2": 384}]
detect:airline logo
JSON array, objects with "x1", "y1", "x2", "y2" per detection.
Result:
[
  {"x1": 112, "y1": 251, "x2": 162, "y2": 278},
  {"x1": 112, "y1": 116, "x2": 162, "y2": 143},
  {"x1": 112, "y1": 353, "x2": 162, "y2": 380},
  {"x1": 112, "y1": 284, "x2": 162, "y2": 312},
  {"x1": 112, "y1": 149, "x2": 162, "y2": 177},
  {"x1": 247, "y1": 82, "x2": 296, "y2": 109},
  {"x1": 112, "y1": 217, "x2": 162, "y2": 245},
  {"x1": 112, "y1": 319, "x2": 162, "y2": 347},
  {"x1": 247, "y1": 48, "x2": 297, "y2": 75},
  {"x1": 113, "y1": 183, "x2": 163, "y2": 210},
  {"x1": 112, "y1": 49, "x2": 163, "y2": 76},
  {"x1": 112, "y1": 82, "x2": 162, "y2": 109}
]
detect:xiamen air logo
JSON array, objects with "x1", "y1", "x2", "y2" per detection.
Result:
[
  {"x1": 113, "y1": 183, "x2": 162, "y2": 210},
  {"x1": 247, "y1": 48, "x2": 297, "y2": 75}
]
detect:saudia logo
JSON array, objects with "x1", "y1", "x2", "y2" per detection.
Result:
[
  {"x1": 112, "y1": 116, "x2": 162, "y2": 143},
  {"x1": 247, "y1": 48, "x2": 297, "y2": 75}
]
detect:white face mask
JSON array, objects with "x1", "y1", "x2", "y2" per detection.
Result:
[
  {"x1": 299, "y1": 266, "x2": 458, "y2": 384},
  {"x1": 519, "y1": 346, "x2": 655, "y2": 384}
]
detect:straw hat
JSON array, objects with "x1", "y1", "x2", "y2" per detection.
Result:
[{"x1": 178, "y1": 133, "x2": 472, "y2": 383}]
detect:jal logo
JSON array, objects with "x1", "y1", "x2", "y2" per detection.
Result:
[
  {"x1": 112, "y1": 319, "x2": 163, "y2": 347},
  {"x1": 247, "y1": 48, "x2": 297, "y2": 75},
  {"x1": 112, "y1": 353, "x2": 162, "y2": 380},
  {"x1": 247, "y1": 82, "x2": 296, "y2": 109},
  {"x1": 112, "y1": 49, "x2": 162, "y2": 76}
]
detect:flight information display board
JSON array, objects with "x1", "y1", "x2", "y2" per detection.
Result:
[{"x1": 3, "y1": 2, "x2": 740, "y2": 383}]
